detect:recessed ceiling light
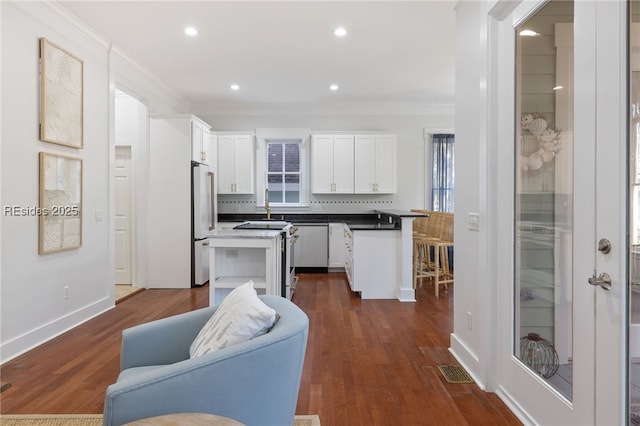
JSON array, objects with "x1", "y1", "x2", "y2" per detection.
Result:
[
  {"x1": 334, "y1": 27, "x2": 347, "y2": 37},
  {"x1": 519, "y1": 29, "x2": 540, "y2": 37},
  {"x1": 230, "y1": 84, "x2": 240, "y2": 91},
  {"x1": 329, "y1": 84, "x2": 339, "y2": 91},
  {"x1": 184, "y1": 27, "x2": 198, "y2": 36}
]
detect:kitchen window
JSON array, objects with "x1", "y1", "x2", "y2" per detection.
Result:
[
  {"x1": 255, "y1": 128, "x2": 311, "y2": 209},
  {"x1": 266, "y1": 141, "x2": 301, "y2": 205}
]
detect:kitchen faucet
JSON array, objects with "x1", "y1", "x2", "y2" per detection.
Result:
[{"x1": 265, "y1": 188, "x2": 271, "y2": 220}]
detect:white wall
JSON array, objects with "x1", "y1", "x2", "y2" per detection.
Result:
[
  {"x1": 449, "y1": 0, "x2": 491, "y2": 388},
  {"x1": 0, "y1": 1, "x2": 187, "y2": 363},
  {"x1": 199, "y1": 114, "x2": 454, "y2": 212},
  {"x1": 1, "y1": 1, "x2": 112, "y2": 363}
]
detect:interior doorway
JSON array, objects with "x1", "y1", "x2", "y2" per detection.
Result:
[{"x1": 114, "y1": 89, "x2": 148, "y2": 300}]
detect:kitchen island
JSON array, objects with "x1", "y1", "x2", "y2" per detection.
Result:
[
  {"x1": 217, "y1": 209, "x2": 423, "y2": 302},
  {"x1": 344, "y1": 210, "x2": 422, "y2": 301},
  {"x1": 206, "y1": 229, "x2": 282, "y2": 306}
]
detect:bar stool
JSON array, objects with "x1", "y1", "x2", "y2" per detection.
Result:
[
  {"x1": 431, "y1": 213, "x2": 454, "y2": 297},
  {"x1": 412, "y1": 212, "x2": 444, "y2": 290},
  {"x1": 413, "y1": 212, "x2": 454, "y2": 296}
]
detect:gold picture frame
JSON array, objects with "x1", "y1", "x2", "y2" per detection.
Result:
[
  {"x1": 39, "y1": 38, "x2": 84, "y2": 148},
  {"x1": 39, "y1": 152, "x2": 83, "y2": 254}
]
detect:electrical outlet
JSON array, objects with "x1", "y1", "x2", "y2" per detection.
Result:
[
  {"x1": 467, "y1": 311, "x2": 472, "y2": 330},
  {"x1": 64, "y1": 286, "x2": 70, "y2": 300}
]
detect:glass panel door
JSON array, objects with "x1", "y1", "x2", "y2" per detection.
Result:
[
  {"x1": 629, "y1": 2, "x2": 640, "y2": 423},
  {"x1": 514, "y1": 0, "x2": 574, "y2": 400}
]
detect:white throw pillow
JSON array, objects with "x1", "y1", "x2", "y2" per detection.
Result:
[{"x1": 189, "y1": 281, "x2": 276, "y2": 358}]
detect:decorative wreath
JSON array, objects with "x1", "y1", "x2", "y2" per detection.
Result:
[{"x1": 520, "y1": 113, "x2": 561, "y2": 172}]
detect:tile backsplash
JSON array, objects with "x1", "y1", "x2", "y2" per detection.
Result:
[{"x1": 217, "y1": 194, "x2": 394, "y2": 213}]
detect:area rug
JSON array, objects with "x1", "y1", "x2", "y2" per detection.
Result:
[{"x1": 0, "y1": 414, "x2": 320, "y2": 426}]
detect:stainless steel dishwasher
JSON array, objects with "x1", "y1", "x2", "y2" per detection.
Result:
[{"x1": 293, "y1": 223, "x2": 329, "y2": 270}]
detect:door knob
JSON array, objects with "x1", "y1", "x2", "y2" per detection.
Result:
[{"x1": 588, "y1": 271, "x2": 612, "y2": 290}]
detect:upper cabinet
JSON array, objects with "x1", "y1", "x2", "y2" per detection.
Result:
[
  {"x1": 354, "y1": 134, "x2": 396, "y2": 193},
  {"x1": 311, "y1": 134, "x2": 354, "y2": 193},
  {"x1": 217, "y1": 133, "x2": 255, "y2": 194},
  {"x1": 191, "y1": 118, "x2": 212, "y2": 166}
]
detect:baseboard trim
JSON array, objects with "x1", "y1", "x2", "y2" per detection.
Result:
[
  {"x1": 449, "y1": 333, "x2": 482, "y2": 388},
  {"x1": 1, "y1": 297, "x2": 113, "y2": 363},
  {"x1": 494, "y1": 385, "x2": 536, "y2": 426}
]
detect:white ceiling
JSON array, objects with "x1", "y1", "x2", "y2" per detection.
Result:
[{"x1": 58, "y1": 1, "x2": 456, "y2": 115}]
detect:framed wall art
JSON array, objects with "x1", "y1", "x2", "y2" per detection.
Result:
[
  {"x1": 39, "y1": 38, "x2": 84, "y2": 148},
  {"x1": 39, "y1": 152, "x2": 83, "y2": 254}
]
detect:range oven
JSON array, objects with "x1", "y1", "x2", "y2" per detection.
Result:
[{"x1": 232, "y1": 221, "x2": 299, "y2": 299}]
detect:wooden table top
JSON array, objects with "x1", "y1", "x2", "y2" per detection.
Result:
[{"x1": 124, "y1": 413, "x2": 244, "y2": 426}]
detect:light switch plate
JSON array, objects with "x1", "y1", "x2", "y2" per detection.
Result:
[
  {"x1": 95, "y1": 209, "x2": 103, "y2": 222},
  {"x1": 468, "y1": 213, "x2": 480, "y2": 231}
]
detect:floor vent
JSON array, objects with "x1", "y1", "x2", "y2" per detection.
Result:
[{"x1": 438, "y1": 365, "x2": 474, "y2": 384}]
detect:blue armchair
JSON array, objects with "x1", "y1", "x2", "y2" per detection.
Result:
[{"x1": 103, "y1": 295, "x2": 309, "y2": 426}]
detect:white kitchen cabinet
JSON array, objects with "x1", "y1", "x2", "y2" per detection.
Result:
[
  {"x1": 344, "y1": 224, "x2": 400, "y2": 299},
  {"x1": 328, "y1": 223, "x2": 346, "y2": 269},
  {"x1": 218, "y1": 133, "x2": 255, "y2": 194},
  {"x1": 311, "y1": 134, "x2": 354, "y2": 193},
  {"x1": 209, "y1": 132, "x2": 218, "y2": 172},
  {"x1": 354, "y1": 134, "x2": 396, "y2": 193},
  {"x1": 344, "y1": 226, "x2": 354, "y2": 288},
  {"x1": 208, "y1": 232, "x2": 282, "y2": 305},
  {"x1": 191, "y1": 118, "x2": 212, "y2": 166}
]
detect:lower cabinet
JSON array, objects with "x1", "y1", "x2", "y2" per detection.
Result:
[
  {"x1": 208, "y1": 235, "x2": 281, "y2": 305},
  {"x1": 328, "y1": 223, "x2": 346, "y2": 269},
  {"x1": 344, "y1": 226, "x2": 354, "y2": 288},
  {"x1": 344, "y1": 225, "x2": 401, "y2": 299}
]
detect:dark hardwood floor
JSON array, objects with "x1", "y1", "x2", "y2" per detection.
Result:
[{"x1": 0, "y1": 273, "x2": 521, "y2": 425}]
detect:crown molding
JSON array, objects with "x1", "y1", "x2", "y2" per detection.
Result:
[
  {"x1": 10, "y1": 1, "x2": 110, "y2": 50},
  {"x1": 191, "y1": 102, "x2": 454, "y2": 117},
  {"x1": 110, "y1": 46, "x2": 188, "y2": 109}
]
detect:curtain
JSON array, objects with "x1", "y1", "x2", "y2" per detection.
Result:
[{"x1": 431, "y1": 134, "x2": 455, "y2": 212}]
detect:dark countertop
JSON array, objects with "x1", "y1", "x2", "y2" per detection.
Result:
[
  {"x1": 374, "y1": 209, "x2": 428, "y2": 218},
  {"x1": 217, "y1": 210, "x2": 424, "y2": 231},
  {"x1": 218, "y1": 212, "x2": 380, "y2": 225}
]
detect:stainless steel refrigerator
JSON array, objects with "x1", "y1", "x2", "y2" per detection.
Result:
[{"x1": 191, "y1": 162, "x2": 215, "y2": 286}]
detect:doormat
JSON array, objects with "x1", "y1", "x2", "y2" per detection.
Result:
[
  {"x1": 438, "y1": 365, "x2": 474, "y2": 383},
  {"x1": 0, "y1": 382, "x2": 11, "y2": 392}
]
